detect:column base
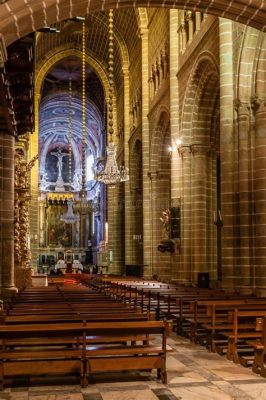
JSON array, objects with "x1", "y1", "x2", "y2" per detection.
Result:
[{"x1": 1, "y1": 286, "x2": 18, "y2": 300}]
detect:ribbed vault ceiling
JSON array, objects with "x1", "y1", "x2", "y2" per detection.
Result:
[
  {"x1": 37, "y1": 9, "x2": 139, "y2": 123},
  {"x1": 36, "y1": 10, "x2": 139, "y2": 88}
]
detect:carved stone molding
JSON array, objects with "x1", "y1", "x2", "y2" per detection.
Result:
[
  {"x1": 178, "y1": 145, "x2": 191, "y2": 156},
  {"x1": 190, "y1": 143, "x2": 213, "y2": 155},
  {"x1": 234, "y1": 98, "x2": 250, "y2": 115},
  {"x1": 251, "y1": 95, "x2": 265, "y2": 114}
]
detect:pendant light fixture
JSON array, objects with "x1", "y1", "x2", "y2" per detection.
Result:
[
  {"x1": 60, "y1": 76, "x2": 79, "y2": 224},
  {"x1": 94, "y1": 9, "x2": 129, "y2": 186},
  {"x1": 74, "y1": 21, "x2": 93, "y2": 214}
]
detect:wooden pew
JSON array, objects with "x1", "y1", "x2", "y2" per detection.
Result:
[
  {"x1": 0, "y1": 322, "x2": 87, "y2": 388},
  {"x1": 221, "y1": 309, "x2": 266, "y2": 363},
  {"x1": 84, "y1": 321, "x2": 167, "y2": 384},
  {"x1": 187, "y1": 299, "x2": 266, "y2": 351},
  {"x1": 249, "y1": 316, "x2": 266, "y2": 377},
  {"x1": 2, "y1": 312, "x2": 153, "y2": 324},
  {"x1": 0, "y1": 321, "x2": 167, "y2": 388}
]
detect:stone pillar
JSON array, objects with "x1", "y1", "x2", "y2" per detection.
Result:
[
  {"x1": 191, "y1": 144, "x2": 210, "y2": 283},
  {"x1": 179, "y1": 146, "x2": 193, "y2": 282},
  {"x1": 170, "y1": 9, "x2": 181, "y2": 280},
  {"x1": 151, "y1": 170, "x2": 171, "y2": 281},
  {"x1": 253, "y1": 98, "x2": 266, "y2": 293},
  {"x1": 235, "y1": 100, "x2": 253, "y2": 287},
  {"x1": 141, "y1": 27, "x2": 152, "y2": 278},
  {"x1": 219, "y1": 18, "x2": 235, "y2": 289},
  {"x1": 107, "y1": 184, "x2": 124, "y2": 275},
  {"x1": 123, "y1": 67, "x2": 131, "y2": 266},
  {"x1": 0, "y1": 132, "x2": 17, "y2": 297}
]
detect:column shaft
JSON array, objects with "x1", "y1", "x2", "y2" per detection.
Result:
[{"x1": 0, "y1": 132, "x2": 17, "y2": 296}]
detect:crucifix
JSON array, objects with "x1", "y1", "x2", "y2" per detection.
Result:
[{"x1": 51, "y1": 147, "x2": 68, "y2": 182}]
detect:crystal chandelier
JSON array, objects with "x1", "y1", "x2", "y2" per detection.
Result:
[
  {"x1": 60, "y1": 76, "x2": 79, "y2": 224},
  {"x1": 60, "y1": 199, "x2": 79, "y2": 224},
  {"x1": 95, "y1": 142, "x2": 129, "y2": 185},
  {"x1": 94, "y1": 9, "x2": 129, "y2": 186}
]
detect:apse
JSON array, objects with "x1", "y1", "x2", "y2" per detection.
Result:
[{"x1": 37, "y1": 56, "x2": 107, "y2": 269}]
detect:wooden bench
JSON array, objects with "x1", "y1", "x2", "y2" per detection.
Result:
[
  {"x1": 0, "y1": 321, "x2": 168, "y2": 388},
  {"x1": 248, "y1": 316, "x2": 266, "y2": 377},
  {"x1": 2, "y1": 312, "x2": 153, "y2": 324},
  {"x1": 220, "y1": 309, "x2": 266, "y2": 363},
  {"x1": 187, "y1": 299, "x2": 266, "y2": 352}
]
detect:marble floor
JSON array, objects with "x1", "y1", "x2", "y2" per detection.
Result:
[{"x1": 1, "y1": 334, "x2": 266, "y2": 400}]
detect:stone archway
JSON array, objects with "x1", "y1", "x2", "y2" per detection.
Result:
[
  {"x1": 0, "y1": 0, "x2": 264, "y2": 48},
  {"x1": 180, "y1": 54, "x2": 220, "y2": 284},
  {"x1": 150, "y1": 108, "x2": 171, "y2": 281},
  {"x1": 129, "y1": 138, "x2": 143, "y2": 266}
]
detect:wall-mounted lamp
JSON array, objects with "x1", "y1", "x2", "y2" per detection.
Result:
[{"x1": 168, "y1": 139, "x2": 182, "y2": 155}]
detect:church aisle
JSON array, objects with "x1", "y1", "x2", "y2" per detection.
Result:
[{"x1": 2, "y1": 334, "x2": 266, "y2": 400}]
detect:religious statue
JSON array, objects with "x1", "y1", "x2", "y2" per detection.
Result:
[
  {"x1": 73, "y1": 171, "x2": 82, "y2": 191},
  {"x1": 51, "y1": 147, "x2": 68, "y2": 181},
  {"x1": 160, "y1": 209, "x2": 171, "y2": 239},
  {"x1": 40, "y1": 171, "x2": 48, "y2": 191},
  {"x1": 51, "y1": 147, "x2": 68, "y2": 191}
]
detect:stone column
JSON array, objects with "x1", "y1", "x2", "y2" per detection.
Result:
[
  {"x1": 123, "y1": 67, "x2": 131, "y2": 266},
  {"x1": 107, "y1": 184, "x2": 124, "y2": 275},
  {"x1": 191, "y1": 144, "x2": 210, "y2": 283},
  {"x1": 235, "y1": 100, "x2": 253, "y2": 287},
  {"x1": 0, "y1": 132, "x2": 17, "y2": 297},
  {"x1": 253, "y1": 98, "x2": 266, "y2": 294},
  {"x1": 151, "y1": 170, "x2": 171, "y2": 281},
  {"x1": 219, "y1": 18, "x2": 235, "y2": 290},
  {"x1": 170, "y1": 9, "x2": 181, "y2": 279},
  {"x1": 178, "y1": 146, "x2": 193, "y2": 282},
  {"x1": 141, "y1": 26, "x2": 152, "y2": 278}
]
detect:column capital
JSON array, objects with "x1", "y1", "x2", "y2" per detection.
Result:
[
  {"x1": 251, "y1": 95, "x2": 266, "y2": 114},
  {"x1": 178, "y1": 145, "x2": 191, "y2": 156},
  {"x1": 190, "y1": 143, "x2": 213, "y2": 155},
  {"x1": 234, "y1": 98, "x2": 250, "y2": 115}
]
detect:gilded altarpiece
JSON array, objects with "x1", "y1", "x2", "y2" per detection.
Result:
[{"x1": 46, "y1": 204, "x2": 72, "y2": 248}]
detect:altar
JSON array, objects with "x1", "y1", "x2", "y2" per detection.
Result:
[{"x1": 54, "y1": 259, "x2": 83, "y2": 273}]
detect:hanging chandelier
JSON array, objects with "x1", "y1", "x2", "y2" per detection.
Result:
[
  {"x1": 60, "y1": 76, "x2": 80, "y2": 224},
  {"x1": 60, "y1": 199, "x2": 79, "y2": 224},
  {"x1": 73, "y1": 21, "x2": 93, "y2": 214},
  {"x1": 94, "y1": 9, "x2": 129, "y2": 186}
]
